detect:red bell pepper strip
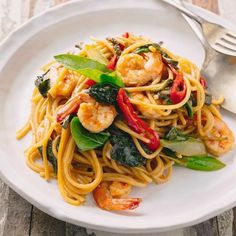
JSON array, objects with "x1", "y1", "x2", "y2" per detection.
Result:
[
  {"x1": 117, "y1": 88, "x2": 160, "y2": 151},
  {"x1": 85, "y1": 79, "x2": 96, "y2": 88},
  {"x1": 170, "y1": 72, "x2": 187, "y2": 104},
  {"x1": 122, "y1": 32, "x2": 129, "y2": 38},
  {"x1": 107, "y1": 55, "x2": 118, "y2": 70},
  {"x1": 107, "y1": 40, "x2": 125, "y2": 70},
  {"x1": 200, "y1": 76, "x2": 207, "y2": 89}
]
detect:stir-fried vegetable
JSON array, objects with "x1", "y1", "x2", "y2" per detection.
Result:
[
  {"x1": 162, "y1": 148, "x2": 225, "y2": 171},
  {"x1": 38, "y1": 139, "x2": 58, "y2": 173},
  {"x1": 61, "y1": 114, "x2": 75, "y2": 129},
  {"x1": 205, "y1": 93, "x2": 213, "y2": 106},
  {"x1": 84, "y1": 45, "x2": 109, "y2": 65},
  {"x1": 134, "y1": 43, "x2": 179, "y2": 69},
  {"x1": 162, "y1": 128, "x2": 206, "y2": 156},
  {"x1": 54, "y1": 54, "x2": 124, "y2": 87},
  {"x1": 107, "y1": 55, "x2": 118, "y2": 70},
  {"x1": 88, "y1": 83, "x2": 119, "y2": 105},
  {"x1": 170, "y1": 72, "x2": 187, "y2": 104},
  {"x1": 34, "y1": 70, "x2": 51, "y2": 98},
  {"x1": 106, "y1": 38, "x2": 125, "y2": 70},
  {"x1": 107, "y1": 38, "x2": 125, "y2": 57},
  {"x1": 55, "y1": 54, "x2": 108, "y2": 72},
  {"x1": 109, "y1": 127, "x2": 146, "y2": 167},
  {"x1": 70, "y1": 117, "x2": 110, "y2": 151},
  {"x1": 185, "y1": 101, "x2": 194, "y2": 118},
  {"x1": 117, "y1": 88, "x2": 160, "y2": 151},
  {"x1": 161, "y1": 139, "x2": 206, "y2": 156},
  {"x1": 165, "y1": 127, "x2": 187, "y2": 141},
  {"x1": 122, "y1": 32, "x2": 129, "y2": 38},
  {"x1": 200, "y1": 76, "x2": 207, "y2": 89}
]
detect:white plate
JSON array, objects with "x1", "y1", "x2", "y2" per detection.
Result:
[{"x1": 0, "y1": 0, "x2": 235, "y2": 233}]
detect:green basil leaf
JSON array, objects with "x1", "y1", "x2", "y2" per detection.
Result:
[
  {"x1": 100, "y1": 72, "x2": 124, "y2": 87},
  {"x1": 70, "y1": 117, "x2": 110, "y2": 151},
  {"x1": 162, "y1": 148, "x2": 225, "y2": 171},
  {"x1": 54, "y1": 54, "x2": 109, "y2": 72},
  {"x1": 183, "y1": 155, "x2": 225, "y2": 171},
  {"x1": 54, "y1": 54, "x2": 124, "y2": 87}
]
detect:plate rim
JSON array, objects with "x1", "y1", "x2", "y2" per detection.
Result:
[{"x1": 0, "y1": 0, "x2": 236, "y2": 233}]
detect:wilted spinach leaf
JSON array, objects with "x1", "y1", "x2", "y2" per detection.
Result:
[
  {"x1": 109, "y1": 127, "x2": 146, "y2": 167},
  {"x1": 38, "y1": 139, "x2": 58, "y2": 173},
  {"x1": 88, "y1": 83, "x2": 119, "y2": 105},
  {"x1": 34, "y1": 70, "x2": 50, "y2": 98}
]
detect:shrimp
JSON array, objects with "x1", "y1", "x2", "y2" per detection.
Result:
[
  {"x1": 204, "y1": 117, "x2": 234, "y2": 156},
  {"x1": 116, "y1": 52, "x2": 163, "y2": 86},
  {"x1": 57, "y1": 92, "x2": 117, "y2": 133},
  {"x1": 48, "y1": 64, "x2": 77, "y2": 97},
  {"x1": 93, "y1": 182, "x2": 141, "y2": 211},
  {"x1": 132, "y1": 93, "x2": 161, "y2": 119},
  {"x1": 77, "y1": 98, "x2": 117, "y2": 133}
]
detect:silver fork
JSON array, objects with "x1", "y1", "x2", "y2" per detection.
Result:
[{"x1": 161, "y1": 0, "x2": 236, "y2": 57}]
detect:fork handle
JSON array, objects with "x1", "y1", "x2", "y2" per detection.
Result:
[{"x1": 160, "y1": 0, "x2": 204, "y2": 25}]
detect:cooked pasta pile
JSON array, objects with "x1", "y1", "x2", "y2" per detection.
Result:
[{"x1": 16, "y1": 33, "x2": 234, "y2": 211}]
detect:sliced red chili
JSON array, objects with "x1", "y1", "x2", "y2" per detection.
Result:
[
  {"x1": 117, "y1": 88, "x2": 160, "y2": 151},
  {"x1": 107, "y1": 55, "x2": 118, "y2": 70},
  {"x1": 118, "y1": 43, "x2": 125, "y2": 52},
  {"x1": 170, "y1": 72, "x2": 187, "y2": 104},
  {"x1": 122, "y1": 32, "x2": 129, "y2": 38}
]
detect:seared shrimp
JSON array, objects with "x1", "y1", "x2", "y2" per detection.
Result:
[
  {"x1": 132, "y1": 93, "x2": 160, "y2": 119},
  {"x1": 57, "y1": 92, "x2": 116, "y2": 133},
  {"x1": 116, "y1": 52, "x2": 163, "y2": 86},
  {"x1": 78, "y1": 98, "x2": 116, "y2": 133},
  {"x1": 204, "y1": 117, "x2": 234, "y2": 156},
  {"x1": 93, "y1": 182, "x2": 141, "y2": 211},
  {"x1": 48, "y1": 64, "x2": 77, "y2": 97}
]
